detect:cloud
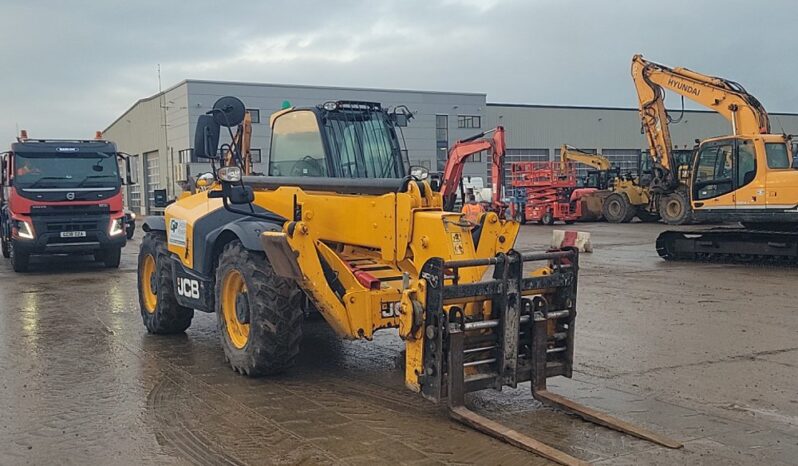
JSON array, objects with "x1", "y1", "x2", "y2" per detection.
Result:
[{"x1": 0, "y1": 0, "x2": 795, "y2": 142}]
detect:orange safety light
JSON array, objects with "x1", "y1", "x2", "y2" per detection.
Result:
[
  {"x1": 95, "y1": 131, "x2": 103, "y2": 140},
  {"x1": 19, "y1": 130, "x2": 28, "y2": 140}
]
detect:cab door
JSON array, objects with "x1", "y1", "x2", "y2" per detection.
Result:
[
  {"x1": 732, "y1": 138, "x2": 764, "y2": 210},
  {"x1": 691, "y1": 139, "x2": 737, "y2": 212}
]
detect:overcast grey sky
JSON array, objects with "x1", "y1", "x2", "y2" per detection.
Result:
[{"x1": 0, "y1": 0, "x2": 795, "y2": 142}]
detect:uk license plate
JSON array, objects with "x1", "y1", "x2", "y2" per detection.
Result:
[{"x1": 60, "y1": 231, "x2": 87, "y2": 238}]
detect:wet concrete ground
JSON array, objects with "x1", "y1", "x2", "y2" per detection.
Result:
[{"x1": 0, "y1": 222, "x2": 796, "y2": 465}]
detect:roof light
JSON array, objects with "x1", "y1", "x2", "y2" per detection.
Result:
[
  {"x1": 19, "y1": 130, "x2": 28, "y2": 140},
  {"x1": 95, "y1": 131, "x2": 103, "y2": 140},
  {"x1": 281, "y1": 100, "x2": 292, "y2": 109}
]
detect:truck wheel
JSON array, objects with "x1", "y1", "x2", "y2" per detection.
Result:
[
  {"x1": 659, "y1": 191, "x2": 691, "y2": 225},
  {"x1": 10, "y1": 241, "x2": 29, "y2": 272},
  {"x1": 542, "y1": 212, "x2": 555, "y2": 225},
  {"x1": 602, "y1": 193, "x2": 635, "y2": 223},
  {"x1": 215, "y1": 240, "x2": 303, "y2": 376},
  {"x1": 1, "y1": 237, "x2": 9, "y2": 259},
  {"x1": 96, "y1": 247, "x2": 122, "y2": 268},
  {"x1": 138, "y1": 232, "x2": 193, "y2": 334},
  {"x1": 513, "y1": 209, "x2": 526, "y2": 225}
]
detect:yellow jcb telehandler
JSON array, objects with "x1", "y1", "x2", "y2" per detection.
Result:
[{"x1": 137, "y1": 97, "x2": 681, "y2": 464}]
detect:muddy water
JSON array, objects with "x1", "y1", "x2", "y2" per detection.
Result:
[{"x1": 0, "y1": 223, "x2": 795, "y2": 465}]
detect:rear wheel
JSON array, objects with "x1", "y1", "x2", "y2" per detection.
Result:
[
  {"x1": 215, "y1": 241, "x2": 303, "y2": 376},
  {"x1": 542, "y1": 212, "x2": 555, "y2": 225},
  {"x1": 138, "y1": 232, "x2": 193, "y2": 334},
  {"x1": 602, "y1": 193, "x2": 635, "y2": 223},
  {"x1": 659, "y1": 191, "x2": 691, "y2": 225},
  {"x1": 10, "y1": 240, "x2": 29, "y2": 273}
]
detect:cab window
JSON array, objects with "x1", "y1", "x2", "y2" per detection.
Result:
[
  {"x1": 694, "y1": 142, "x2": 734, "y2": 200},
  {"x1": 765, "y1": 143, "x2": 789, "y2": 169},
  {"x1": 269, "y1": 111, "x2": 327, "y2": 177},
  {"x1": 737, "y1": 140, "x2": 756, "y2": 187}
]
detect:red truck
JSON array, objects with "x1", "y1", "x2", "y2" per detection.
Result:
[{"x1": 0, "y1": 131, "x2": 134, "y2": 272}]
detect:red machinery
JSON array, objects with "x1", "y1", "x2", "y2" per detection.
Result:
[
  {"x1": 510, "y1": 161, "x2": 580, "y2": 225},
  {"x1": 438, "y1": 127, "x2": 507, "y2": 218}
]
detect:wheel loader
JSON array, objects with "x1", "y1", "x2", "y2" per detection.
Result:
[{"x1": 137, "y1": 96, "x2": 681, "y2": 464}]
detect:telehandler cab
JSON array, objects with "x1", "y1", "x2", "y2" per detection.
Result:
[{"x1": 137, "y1": 97, "x2": 681, "y2": 464}]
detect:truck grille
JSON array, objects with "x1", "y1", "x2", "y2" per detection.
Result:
[{"x1": 45, "y1": 220, "x2": 99, "y2": 232}]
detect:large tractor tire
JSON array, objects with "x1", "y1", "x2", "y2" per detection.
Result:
[
  {"x1": 602, "y1": 193, "x2": 636, "y2": 223},
  {"x1": 138, "y1": 232, "x2": 194, "y2": 334},
  {"x1": 10, "y1": 240, "x2": 29, "y2": 273},
  {"x1": 215, "y1": 241, "x2": 303, "y2": 377},
  {"x1": 659, "y1": 190, "x2": 691, "y2": 225}
]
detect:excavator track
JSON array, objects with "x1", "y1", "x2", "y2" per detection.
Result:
[{"x1": 657, "y1": 228, "x2": 798, "y2": 265}]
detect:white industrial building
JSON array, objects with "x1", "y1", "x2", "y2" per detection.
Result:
[{"x1": 104, "y1": 80, "x2": 798, "y2": 214}]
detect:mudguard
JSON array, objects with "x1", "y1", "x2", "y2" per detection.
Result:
[{"x1": 142, "y1": 216, "x2": 166, "y2": 232}]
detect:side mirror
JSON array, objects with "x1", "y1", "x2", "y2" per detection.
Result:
[
  {"x1": 118, "y1": 152, "x2": 138, "y2": 185},
  {"x1": 194, "y1": 114, "x2": 221, "y2": 159},
  {"x1": 195, "y1": 172, "x2": 214, "y2": 189},
  {"x1": 410, "y1": 165, "x2": 429, "y2": 180}
]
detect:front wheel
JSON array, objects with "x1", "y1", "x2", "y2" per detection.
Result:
[
  {"x1": 215, "y1": 241, "x2": 303, "y2": 377},
  {"x1": 542, "y1": 212, "x2": 555, "y2": 225},
  {"x1": 96, "y1": 247, "x2": 122, "y2": 268},
  {"x1": 10, "y1": 241, "x2": 29, "y2": 273},
  {"x1": 659, "y1": 191, "x2": 691, "y2": 225},
  {"x1": 138, "y1": 232, "x2": 193, "y2": 334},
  {"x1": 602, "y1": 193, "x2": 635, "y2": 223}
]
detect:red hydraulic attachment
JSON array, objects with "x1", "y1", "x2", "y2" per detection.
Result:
[
  {"x1": 510, "y1": 161, "x2": 580, "y2": 225},
  {"x1": 439, "y1": 126, "x2": 507, "y2": 217}
]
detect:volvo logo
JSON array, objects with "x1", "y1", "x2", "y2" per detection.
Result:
[{"x1": 66, "y1": 192, "x2": 76, "y2": 200}]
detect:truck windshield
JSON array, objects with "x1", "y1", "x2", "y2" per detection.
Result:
[{"x1": 14, "y1": 152, "x2": 120, "y2": 188}]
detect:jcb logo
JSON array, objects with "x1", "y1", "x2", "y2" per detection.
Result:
[{"x1": 177, "y1": 277, "x2": 200, "y2": 299}]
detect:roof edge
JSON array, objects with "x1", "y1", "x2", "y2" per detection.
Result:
[{"x1": 487, "y1": 102, "x2": 798, "y2": 116}]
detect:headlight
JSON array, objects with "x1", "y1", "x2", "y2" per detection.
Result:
[
  {"x1": 217, "y1": 166, "x2": 242, "y2": 183},
  {"x1": 15, "y1": 220, "x2": 34, "y2": 240},
  {"x1": 109, "y1": 218, "x2": 124, "y2": 236}
]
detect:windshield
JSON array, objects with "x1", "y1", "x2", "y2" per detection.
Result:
[
  {"x1": 14, "y1": 152, "x2": 120, "y2": 188},
  {"x1": 323, "y1": 111, "x2": 404, "y2": 178}
]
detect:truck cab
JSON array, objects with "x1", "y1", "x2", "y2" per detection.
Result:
[{"x1": 1, "y1": 136, "x2": 134, "y2": 272}]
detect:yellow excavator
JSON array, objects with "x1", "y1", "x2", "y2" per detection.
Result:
[
  {"x1": 632, "y1": 55, "x2": 798, "y2": 262},
  {"x1": 137, "y1": 96, "x2": 681, "y2": 464},
  {"x1": 559, "y1": 145, "x2": 658, "y2": 222}
]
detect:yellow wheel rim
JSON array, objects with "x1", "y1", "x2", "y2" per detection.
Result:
[
  {"x1": 221, "y1": 269, "x2": 250, "y2": 349},
  {"x1": 141, "y1": 254, "x2": 157, "y2": 314}
]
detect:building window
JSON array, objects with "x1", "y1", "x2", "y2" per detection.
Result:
[
  {"x1": 468, "y1": 151, "x2": 483, "y2": 163},
  {"x1": 247, "y1": 109, "x2": 260, "y2": 124},
  {"x1": 458, "y1": 115, "x2": 481, "y2": 129},
  {"x1": 250, "y1": 148, "x2": 262, "y2": 163},
  {"x1": 178, "y1": 149, "x2": 193, "y2": 163},
  {"x1": 436, "y1": 115, "x2": 448, "y2": 171},
  {"x1": 601, "y1": 149, "x2": 642, "y2": 176}
]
